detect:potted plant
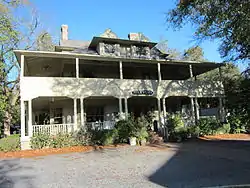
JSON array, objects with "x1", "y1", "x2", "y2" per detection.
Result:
[
  {"x1": 129, "y1": 126, "x2": 137, "y2": 146},
  {"x1": 138, "y1": 127, "x2": 149, "y2": 146}
]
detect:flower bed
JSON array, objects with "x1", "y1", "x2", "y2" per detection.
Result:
[
  {"x1": 0, "y1": 144, "x2": 128, "y2": 159},
  {"x1": 199, "y1": 133, "x2": 250, "y2": 141}
]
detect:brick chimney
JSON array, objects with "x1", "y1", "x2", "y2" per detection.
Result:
[{"x1": 61, "y1": 25, "x2": 68, "y2": 41}]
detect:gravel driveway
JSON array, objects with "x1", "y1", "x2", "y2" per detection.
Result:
[{"x1": 1, "y1": 140, "x2": 250, "y2": 188}]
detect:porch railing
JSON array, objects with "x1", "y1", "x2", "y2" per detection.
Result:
[
  {"x1": 32, "y1": 124, "x2": 74, "y2": 135},
  {"x1": 85, "y1": 121, "x2": 115, "y2": 130}
]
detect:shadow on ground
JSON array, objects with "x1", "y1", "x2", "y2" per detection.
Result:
[
  {"x1": 148, "y1": 139, "x2": 250, "y2": 188},
  {"x1": 0, "y1": 159, "x2": 34, "y2": 188}
]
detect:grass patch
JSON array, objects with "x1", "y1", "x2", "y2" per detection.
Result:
[{"x1": 0, "y1": 134, "x2": 20, "y2": 152}]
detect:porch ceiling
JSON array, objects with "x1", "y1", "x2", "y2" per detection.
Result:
[{"x1": 14, "y1": 50, "x2": 224, "y2": 77}]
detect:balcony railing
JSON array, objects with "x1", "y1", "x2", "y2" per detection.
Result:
[
  {"x1": 85, "y1": 121, "x2": 115, "y2": 130},
  {"x1": 33, "y1": 124, "x2": 74, "y2": 135}
]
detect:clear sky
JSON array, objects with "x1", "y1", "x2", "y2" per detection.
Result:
[{"x1": 32, "y1": 0, "x2": 224, "y2": 63}]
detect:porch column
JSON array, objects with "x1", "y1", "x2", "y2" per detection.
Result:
[
  {"x1": 189, "y1": 64, "x2": 193, "y2": 78},
  {"x1": 124, "y1": 97, "x2": 128, "y2": 118},
  {"x1": 76, "y1": 58, "x2": 79, "y2": 78},
  {"x1": 80, "y1": 97, "x2": 84, "y2": 127},
  {"x1": 190, "y1": 97, "x2": 195, "y2": 124},
  {"x1": 162, "y1": 97, "x2": 168, "y2": 140},
  {"x1": 20, "y1": 55, "x2": 25, "y2": 138},
  {"x1": 74, "y1": 98, "x2": 77, "y2": 131},
  {"x1": 219, "y1": 97, "x2": 225, "y2": 122},
  {"x1": 162, "y1": 98, "x2": 167, "y2": 124},
  {"x1": 157, "y1": 63, "x2": 162, "y2": 81},
  {"x1": 157, "y1": 98, "x2": 162, "y2": 128},
  {"x1": 119, "y1": 98, "x2": 123, "y2": 115},
  {"x1": 119, "y1": 61, "x2": 123, "y2": 79},
  {"x1": 194, "y1": 97, "x2": 200, "y2": 121},
  {"x1": 28, "y1": 99, "x2": 33, "y2": 137},
  {"x1": 20, "y1": 99, "x2": 25, "y2": 138}
]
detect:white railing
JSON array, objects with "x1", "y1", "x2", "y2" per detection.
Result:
[
  {"x1": 85, "y1": 121, "x2": 115, "y2": 130},
  {"x1": 32, "y1": 124, "x2": 74, "y2": 135}
]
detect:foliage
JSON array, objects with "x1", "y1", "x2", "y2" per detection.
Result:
[
  {"x1": 187, "y1": 125, "x2": 200, "y2": 138},
  {"x1": 155, "y1": 40, "x2": 182, "y2": 59},
  {"x1": 216, "y1": 123, "x2": 231, "y2": 135},
  {"x1": 88, "y1": 128, "x2": 119, "y2": 146},
  {"x1": 0, "y1": 0, "x2": 55, "y2": 136},
  {"x1": 167, "y1": 0, "x2": 250, "y2": 62},
  {"x1": 115, "y1": 116, "x2": 137, "y2": 142},
  {"x1": 197, "y1": 118, "x2": 231, "y2": 135},
  {"x1": 227, "y1": 114, "x2": 246, "y2": 134},
  {"x1": 50, "y1": 133, "x2": 77, "y2": 148},
  {"x1": 73, "y1": 127, "x2": 92, "y2": 146},
  {"x1": 101, "y1": 129, "x2": 119, "y2": 145},
  {"x1": 197, "y1": 118, "x2": 219, "y2": 135},
  {"x1": 167, "y1": 113, "x2": 187, "y2": 141},
  {"x1": 0, "y1": 134, "x2": 20, "y2": 152},
  {"x1": 35, "y1": 31, "x2": 55, "y2": 51},
  {"x1": 183, "y1": 46, "x2": 205, "y2": 62},
  {"x1": 30, "y1": 132, "x2": 51, "y2": 149},
  {"x1": 136, "y1": 127, "x2": 148, "y2": 141}
]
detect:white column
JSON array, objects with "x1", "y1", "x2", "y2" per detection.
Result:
[
  {"x1": 119, "y1": 61, "x2": 123, "y2": 79},
  {"x1": 28, "y1": 99, "x2": 32, "y2": 137},
  {"x1": 162, "y1": 98, "x2": 167, "y2": 123},
  {"x1": 20, "y1": 99, "x2": 25, "y2": 138},
  {"x1": 157, "y1": 63, "x2": 162, "y2": 81},
  {"x1": 190, "y1": 97, "x2": 195, "y2": 123},
  {"x1": 157, "y1": 98, "x2": 162, "y2": 128},
  {"x1": 21, "y1": 55, "x2": 24, "y2": 77},
  {"x1": 80, "y1": 97, "x2": 84, "y2": 127},
  {"x1": 74, "y1": 98, "x2": 77, "y2": 131},
  {"x1": 189, "y1": 64, "x2": 193, "y2": 78},
  {"x1": 124, "y1": 97, "x2": 128, "y2": 118},
  {"x1": 194, "y1": 97, "x2": 200, "y2": 120},
  {"x1": 119, "y1": 98, "x2": 122, "y2": 115},
  {"x1": 76, "y1": 58, "x2": 79, "y2": 78},
  {"x1": 219, "y1": 97, "x2": 225, "y2": 122}
]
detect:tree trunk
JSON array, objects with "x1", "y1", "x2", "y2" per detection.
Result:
[{"x1": 4, "y1": 110, "x2": 11, "y2": 136}]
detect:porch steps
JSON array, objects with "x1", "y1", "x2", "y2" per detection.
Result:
[{"x1": 148, "y1": 131, "x2": 164, "y2": 144}]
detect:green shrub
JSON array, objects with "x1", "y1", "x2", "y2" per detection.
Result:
[
  {"x1": 198, "y1": 118, "x2": 220, "y2": 135},
  {"x1": 30, "y1": 132, "x2": 51, "y2": 149},
  {"x1": 115, "y1": 116, "x2": 136, "y2": 142},
  {"x1": 228, "y1": 114, "x2": 246, "y2": 133},
  {"x1": 101, "y1": 129, "x2": 119, "y2": 145},
  {"x1": 0, "y1": 135, "x2": 20, "y2": 152},
  {"x1": 90, "y1": 129, "x2": 119, "y2": 146},
  {"x1": 187, "y1": 125, "x2": 200, "y2": 138},
  {"x1": 215, "y1": 123, "x2": 231, "y2": 134},
  {"x1": 167, "y1": 113, "x2": 187, "y2": 141},
  {"x1": 136, "y1": 127, "x2": 149, "y2": 142},
  {"x1": 73, "y1": 127, "x2": 92, "y2": 146},
  {"x1": 50, "y1": 133, "x2": 77, "y2": 148}
]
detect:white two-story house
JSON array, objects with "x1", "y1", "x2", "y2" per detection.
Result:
[{"x1": 14, "y1": 25, "x2": 225, "y2": 149}]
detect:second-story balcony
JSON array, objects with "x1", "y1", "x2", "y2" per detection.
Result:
[
  {"x1": 21, "y1": 77, "x2": 223, "y2": 100},
  {"x1": 16, "y1": 51, "x2": 225, "y2": 100}
]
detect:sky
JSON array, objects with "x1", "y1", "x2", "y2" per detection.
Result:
[{"x1": 31, "y1": 0, "x2": 224, "y2": 63}]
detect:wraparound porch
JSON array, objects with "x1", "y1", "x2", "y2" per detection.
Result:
[{"x1": 20, "y1": 95, "x2": 225, "y2": 143}]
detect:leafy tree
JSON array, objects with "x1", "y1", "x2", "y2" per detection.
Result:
[
  {"x1": 183, "y1": 46, "x2": 205, "y2": 61},
  {"x1": 167, "y1": 0, "x2": 250, "y2": 62},
  {"x1": 35, "y1": 31, "x2": 55, "y2": 51},
  {"x1": 155, "y1": 40, "x2": 182, "y2": 59},
  {"x1": 0, "y1": 0, "x2": 49, "y2": 136}
]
